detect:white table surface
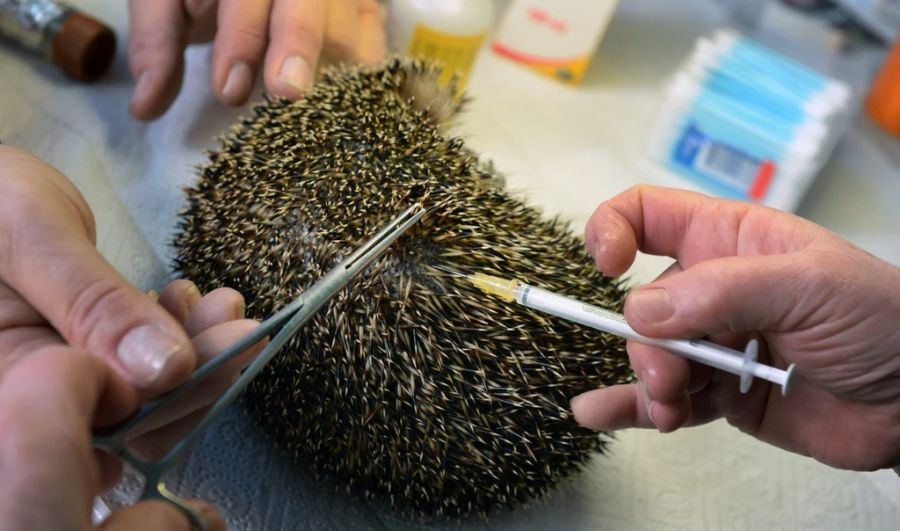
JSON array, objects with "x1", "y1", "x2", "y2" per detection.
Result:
[{"x1": 1, "y1": 0, "x2": 898, "y2": 529}]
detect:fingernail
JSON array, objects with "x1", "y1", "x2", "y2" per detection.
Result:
[
  {"x1": 585, "y1": 233, "x2": 599, "y2": 261},
  {"x1": 222, "y1": 62, "x2": 252, "y2": 104},
  {"x1": 184, "y1": 283, "x2": 202, "y2": 311},
  {"x1": 569, "y1": 394, "x2": 584, "y2": 411},
  {"x1": 585, "y1": 232, "x2": 614, "y2": 276},
  {"x1": 647, "y1": 400, "x2": 658, "y2": 427},
  {"x1": 235, "y1": 299, "x2": 246, "y2": 319},
  {"x1": 571, "y1": 391, "x2": 621, "y2": 431},
  {"x1": 570, "y1": 392, "x2": 599, "y2": 427},
  {"x1": 132, "y1": 70, "x2": 152, "y2": 104},
  {"x1": 117, "y1": 325, "x2": 185, "y2": 386},
  {"x1": 588, "y1": 241, "x2": 608, "y2": 263},
  {"x1": 629, "y1": 288, "x2": 675, "y2": 323},
  {"x1": 569, "y1": 394, "x2": 590, "y2": 429},
  {"x1": 278, "y1": 55, "x2": 313, "y2": 92},
  {"x1": 638, "y1": 378, "x2": 658, "y2": 429}
]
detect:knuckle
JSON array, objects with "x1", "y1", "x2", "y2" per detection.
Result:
[
  {"x1": 323, "y1": 32, "x2": 356, "y2": 62},
  {"x1": 631, "y1": 183, "x2": 651, "y2": 194},
  {"x1": 129, "y1": 28, "x2": 183, "y2": 56},
  {"x1": 224, "y1": 23, "x2": 269, "y2": 52},
  {"x1": 287, "y1": 21, "x2": 324, "y2": 48},
  {"x1": 0, "y1": 152, "x2": 94, "y2": 261},
  {"x1": 66, "y1": 278, "x2": 137, "y2": 350},
  {"x1": 284, "y1": 22, "x2": 324, "y2": 57},
  {"x1": 796, "y1": 249, "x2": 841, "y2": 292},
  {"x1": 128, "y1": 37, "x2": 183, "y2": 74}
]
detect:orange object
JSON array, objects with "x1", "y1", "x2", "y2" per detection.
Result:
[{"x1": 865, "y1": 39, "x2": 900, "y2": 136}]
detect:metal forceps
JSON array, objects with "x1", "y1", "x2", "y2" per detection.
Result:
[{"x1": 92, "y1": 203, "x2": 427, "y2": 530}]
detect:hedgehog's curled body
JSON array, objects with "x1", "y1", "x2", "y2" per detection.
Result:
[{"x1": 175, "y1": 59, "x2": 633, "y2": 517}]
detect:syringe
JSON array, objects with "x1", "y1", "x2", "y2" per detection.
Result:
[{"x1": 465, "y1": 272, "x2": 796, "y2": 396}]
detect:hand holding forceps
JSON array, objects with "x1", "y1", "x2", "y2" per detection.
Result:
[{"x1": 92, "y1": 204, "x2": 427, "y2": 530}]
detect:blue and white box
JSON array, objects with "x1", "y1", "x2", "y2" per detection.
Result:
[{"x1": 648, "y1": 29, "x2": 852, "y2": 211}]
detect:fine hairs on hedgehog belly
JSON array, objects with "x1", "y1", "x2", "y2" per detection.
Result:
[{"x1": 174, "y1": 58, "x2": 633, "y2": 517}]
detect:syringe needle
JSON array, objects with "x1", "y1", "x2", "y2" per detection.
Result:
[{"x1": 431, "y1": 264, "x2": 468, "y2": 278}]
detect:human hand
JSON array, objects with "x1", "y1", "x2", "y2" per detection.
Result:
[
  {"x1": 0, "y1": 348, "x2": 225, "y2": 530},
  {"x1": 0, "y1": 145, "x2": 196, "y2": 394},
  {"x1": 0, "y1": 146, "x2": 260, "y2": 430},
  {"x1": 0, "y1": 146, "x2": 265, "y2": 526},
  {"x1": 127, "y1": 0, "x2": 387, "y2": 120},
  {"x1": 126, "y1": 279, "x2": 264, "y2": 458},
  {"x1": 571, "y1": 185, "x2": 900, "y2": 471}
]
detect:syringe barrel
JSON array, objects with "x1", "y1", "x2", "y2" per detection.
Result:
[
  {"x1": 518, "y1": 285, "x2": 747, "y2": 375},
  {"x1": 654, "y1": 337, "x2": 745, "y2": 374},
  {"x1": 518, "y1": 285, "x2": 635, "y2": 336}
]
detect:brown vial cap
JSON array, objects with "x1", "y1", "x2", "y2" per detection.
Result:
[{"x1": 52, "y1": 12, "x2": 116, "y2": 82}]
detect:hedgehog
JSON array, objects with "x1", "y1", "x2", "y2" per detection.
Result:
[{"x1": 174, "y1": 58, "x2": 633, "y2": 518}]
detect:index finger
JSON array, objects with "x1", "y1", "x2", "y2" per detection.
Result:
[
  {"x1": 0, "y1": 348, "x2": 136, "y2": 528},
  {"x1": 264, "y1": 0, "x2": 326, "y2": 98},
  {"x1": 584, "y1": 185, "x2": 819, "y2": 277},
  {"x1": 0, "y1": 346, "x2": 137, "y2": 445},
  {"x1": 127, "y1": 0, "x2": 190, "y2": 120},
  {"x1": 0, "y1": 149, "x2": 196, "y2": 394}
]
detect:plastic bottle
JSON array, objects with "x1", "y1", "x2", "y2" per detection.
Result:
[
  {"x1": 866, "y1": 39, "x2": 900, "y2": 137},
  {"x1": 386, "y1": 0, "x2": 495, "y2": 89}
]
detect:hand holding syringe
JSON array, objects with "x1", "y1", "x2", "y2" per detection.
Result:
[{"x1": 460, "y1": 271, "x2": 795, "y2": 396}]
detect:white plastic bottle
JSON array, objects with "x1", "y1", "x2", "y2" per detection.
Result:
[{"x1": 387, "y1": 0, "x2": 496, "y2": 89}]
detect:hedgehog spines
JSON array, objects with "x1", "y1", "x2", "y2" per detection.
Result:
[{"x1": 175, "y1": 57, "x2": 632, "y2": 518}]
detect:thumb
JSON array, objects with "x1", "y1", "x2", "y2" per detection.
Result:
[
  {"x1": 624, "y1": 254, "x2": 808, "y2": 339},
  {"x1": 0, "y1": 148, "x2": 194, "y2": 394},
  {"x1": 22, "y1": 238, "x2": 196, "y2": 394},
  {"x1": 9, "y1": 233, "x2": 195, "y2": 394}
]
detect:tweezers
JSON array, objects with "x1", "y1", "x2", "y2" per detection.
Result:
[{"x1": 92, "y1": 203, "x2": 427, "y2": 530}]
